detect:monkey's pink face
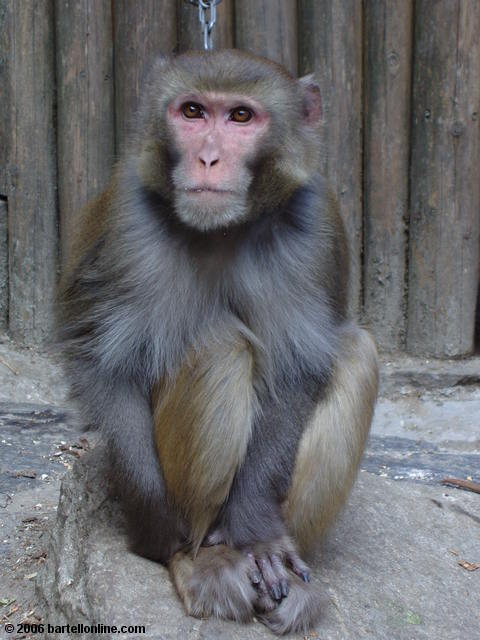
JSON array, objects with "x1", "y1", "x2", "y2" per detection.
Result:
[{"x1": 167, "y1": 93, "x2": 270, "y2": 231}]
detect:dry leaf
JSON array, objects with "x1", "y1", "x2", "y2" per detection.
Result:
[
  {"x1": 458, "y1": 560, "x2": 480, "y2": 572},
  {"x1": 6, "y1": 602, "x2": 19, "y2": 617}
]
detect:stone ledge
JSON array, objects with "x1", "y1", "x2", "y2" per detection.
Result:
[{"x1": 36, "y1": 446, "x2": 480, "y2": 640}]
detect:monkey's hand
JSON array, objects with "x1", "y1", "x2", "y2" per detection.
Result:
[
  {"x1": 204, "y1": 531, "x2": 311, "y2": 605},
  {"x1": 244, "y1": 537, "x2": 311, "y2": 607}
]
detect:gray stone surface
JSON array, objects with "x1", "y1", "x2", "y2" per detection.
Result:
[{"x1": 36, "y1": 446, "x2": 480, "y2": 640}]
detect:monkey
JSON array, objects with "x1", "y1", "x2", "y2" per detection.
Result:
[{"x1": 58, "y1": 49, "x2": 378, "y2": 635}]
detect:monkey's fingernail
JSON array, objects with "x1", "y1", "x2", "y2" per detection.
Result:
[
  {"x1": 280, "y1": 580, "x2": 289, "y2": 597},
  {"x1": 270, "y1": 585, "x2": 282, "y2": 601},
  {"x1": 251, "y1": 572, "x2": 261, "y2": 584},
  {"x1": 301, "y1": 571, "x2": 310, "y2": 583}
]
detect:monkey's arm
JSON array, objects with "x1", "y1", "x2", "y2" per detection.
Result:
[{"x1": 212, "y1": 375, "x2": 321, "y2": 548}]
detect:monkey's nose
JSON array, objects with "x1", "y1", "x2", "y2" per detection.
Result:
[{"x1": 199, "y1": 152, "x2": 220, "y2": 168}]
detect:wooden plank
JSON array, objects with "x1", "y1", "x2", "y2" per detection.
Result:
[
  {"x1": 0, "y1": 1, "x2": 11, "y2": 196},
  {"x1": 0, "y1": 2, "x2": 11, "y2": 331},
  {"x1": 56, "y1": 0, "x2": 114, "y2": 263},
  {"x1": 299, "y1": 0, "x2": 363, "y2": 315},
  {"x1": 113, "y1": 0, "x2": 177, "y2": 152},
  {"x1": 0, "y1": 199, "x2": 7, "y2": 330},
  {"x1": 407, "y1": 0, "x2": 480, "y2": 357},
  {"x1": 7, "y1": 1, "x2": 57, "y2": 344},
  {"x1": 235, "y1": 0, "x2": 298, "y2": 76},
  {"x1": 178, "y1": 0, "x2": 234, "y2": 52},
  {"x1": 363, "y1": 0, "x2": 413, "y2": 350}
]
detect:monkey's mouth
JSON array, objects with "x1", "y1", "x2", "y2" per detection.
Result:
[{"x1": 184, "y1": 187, "x2": 235, "y2": 195}]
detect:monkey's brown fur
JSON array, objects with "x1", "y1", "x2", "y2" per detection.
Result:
[
  {"x1": 285, "y1": 326, "x2": 379, "y2": 553},
  {"x1": 153, "y1": 330, "x2": 256, "y2": 552}
]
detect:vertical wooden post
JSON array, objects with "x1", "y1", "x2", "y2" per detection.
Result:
[
  {"x1": 235, "y1": 0, "x2": 298, "y2": 76},
  {"x1": 363, "y1": 0, "x2": 413, "y2": 350},
  {"x1": 0, "y1": 1, "x2": 10, "y2": 199},
  {"x1": 6, "y1": 0, "x2": 58, "y2": 344},
  {"x1": 407, "y1": 0, "x2": 480, "y2": 356},
  {"x1": 113, "y1": 0, "x2": 177, "y2": 153},
  {"x1": 178, "y1": 0, "x2": 234, "y2": 52},
  {"x1": 0, "y1": 2, "x2": 11, "y2": 330},
  {"x1": 56, "y1": 0, "x2": 114, "y2": 263},
  {"x1": 0, "y1": 199, "x2": 7, "y2": 331},
  {"x1": 299, "y1": 0, "x2": 363, "y2": 315}
]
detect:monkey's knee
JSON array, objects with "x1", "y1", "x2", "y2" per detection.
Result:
[
  {"x1": 170, "y1": 546, "x2": 256, "y2": 623},
  {"x1": 285, "y1": 325, "x2": 378, "y2": 554}
]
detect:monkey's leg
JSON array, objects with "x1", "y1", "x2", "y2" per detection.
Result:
[
  {"x1": 70, "y1": 373, "x2": 187, "y2": 563},
  {"x1": 284, "y1": 325, "x2": 379, "y2": 555},
  {"x1": 248, "y1": 326, "x2": 378, "y2": 635},
  {"x1": 153, "y1": 332, "x2": 256, "y2": 553}
]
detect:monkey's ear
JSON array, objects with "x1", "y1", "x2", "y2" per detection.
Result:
[{"x1": 299, "y1": 74, "x2": 322, "y2": 126}]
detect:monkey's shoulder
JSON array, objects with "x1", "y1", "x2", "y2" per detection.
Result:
[
  {"x1": 61, "y1": 187, "x2": 115, "y2": 291},
  {"x1": 282, "y1": 179, "x2": 348, "y2": 319},
  {"x1": 283, "y1": 178, "x2": 348, "y2": 276}
]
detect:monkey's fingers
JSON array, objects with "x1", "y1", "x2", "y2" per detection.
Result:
[
  {"x1": 286, "y1": 551, "x2": 311, "y2": 583},
  {"x1": 256, "y1": 554, "x2": 289, "y2": 601},
  {"x1": 254, "y1": 577, "x2": 278, "y2": 614},
  {"x1": 246, "y1": 553, "x2": 262, "y2": 585},
  {"x1": 270, "y1": 553, "x2": 290, "y2": 597}
]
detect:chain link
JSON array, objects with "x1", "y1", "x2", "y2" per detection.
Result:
[{"x1": 184, "y1": 0, "x2": 222, "y2": 51}]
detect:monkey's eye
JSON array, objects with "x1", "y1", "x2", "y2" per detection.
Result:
[
  {"x1": 181, "y1": 102, "x2": 205, "y2": 119},
  {"x1": 229, "y1": 107, "x2": 253, "y2": 123}
]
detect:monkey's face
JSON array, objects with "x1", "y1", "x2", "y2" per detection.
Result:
[
  {"x1": 166, "y1": 93, "x2": 271, "y2": 231},
  {"x1": 134, "y1": 51, "x2": 322, "y2": 231}
]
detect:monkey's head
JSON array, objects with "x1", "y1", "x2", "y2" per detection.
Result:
[{"x1": 133, "y1": 50, "x2": 322, "y2": 232}]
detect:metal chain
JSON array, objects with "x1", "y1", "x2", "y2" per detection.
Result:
[{"x1": 184, "y1": 0, "x2": 222, "y2": 51}]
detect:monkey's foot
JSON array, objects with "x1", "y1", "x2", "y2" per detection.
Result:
[{"x1": 169, "y1": 545, "x2": 256, "y2": 622}]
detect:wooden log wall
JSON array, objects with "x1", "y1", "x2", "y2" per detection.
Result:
[
  {"x1": 0, "y1": 0, "x2": 478, "y2": 358},
  {"x1": 407, "y1": 0, "x2": 480, "y2": 357}
]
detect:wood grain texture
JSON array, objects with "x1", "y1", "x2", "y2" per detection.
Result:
[
  {"x1": 363, "y1": 0, "x2": 413, "y2": 350},
  {"x1": 235, "y1": 0, "x2": 298, "y2": 76},
  {"x1": 113, "y1": 0, "x2": 177, "y2": 152},
  {"x1": 6, "y1": 1, "x2": 57, "y2": 343},
  {"x1": 56, "y1": 0, "x2": 114, "y2": 263},
  {"x1": 407, "y1": 0, "x2": 480, "y2": 356},
  {"x1": 299, "y1": 0, "x2": 363, "y2": 315},
  {"x1": 178, "y1": 0, "x2": 233, "y2": 52},
  {"x1": 0, "y1": 1, "x2": 11, "y2": 196},
  {"x1": 0, "y1": 199, "x2": 7, "y2": 330}
]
